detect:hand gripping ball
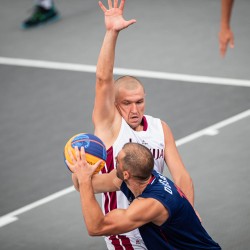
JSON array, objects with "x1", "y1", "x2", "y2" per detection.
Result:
[{"x1": 64, "y1": 133, "x2": 107, "y2": 174}]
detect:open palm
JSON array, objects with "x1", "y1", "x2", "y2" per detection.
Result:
[{"x1": 99, "y1": 0, "x2": 136, "y2": 31}]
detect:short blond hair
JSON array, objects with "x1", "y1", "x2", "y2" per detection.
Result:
[{"x1": 121, "y1": 142, "x2": 153, "y2": 180}]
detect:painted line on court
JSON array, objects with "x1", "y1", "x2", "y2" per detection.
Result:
[
  {"x1": 0, "y1": 56, "x2": 250, "y2": 87},
  {"x1": 176, "y1": 109, "x2": 250, "y2": 146},
  {"x1": 0, "y1": 109, "x2": 249, "y2": 228},
  {"x1": 0, "y1": 186, "x2": 75, "y2": 228}
]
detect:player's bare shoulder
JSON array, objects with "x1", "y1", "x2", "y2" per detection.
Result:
[{"x1": 161, "y1": 120, "x2": 174, "y2": 139}]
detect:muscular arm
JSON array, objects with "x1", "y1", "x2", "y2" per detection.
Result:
[
  {"x1": 93, "y1": 1, "x2": 136, "y2": 144},
  {"x1": 93, "y1": 29, "x2": 118, "y2": 131},
  {"x1": 219, "y1": 0, "x2": 234, "y2": 57},
  {"x1": 162, "y1": 121, "x2": 194, "y2": 206},
  {"x1": 79, "y1": 177, "x2": 168, "y2": 236}
]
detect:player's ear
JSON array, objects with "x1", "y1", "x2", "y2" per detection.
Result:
[{"x1": 123, "y1": 170, "x2": 130, "y2": 180}]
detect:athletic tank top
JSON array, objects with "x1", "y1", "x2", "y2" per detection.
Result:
[
  {"x1": 120, "y1": 170, "x2": 221, "y2": 250},
  {"x1": 101, "y1": 115, "x2": 165, "y2": 213}
]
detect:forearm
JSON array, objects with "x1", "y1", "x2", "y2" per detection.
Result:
[
  {"x1": 96, "y1": 30, "x2": 119, "y2": 83},
  {"x1": 221, "y1": 0, "x2": 234, "y2": 29},
  {"x1": 79, "y1": 178, "x2": 106, "y2": 236},
  {"x1": 177, "y1": 174, "x2": 194, "y2": 207}
]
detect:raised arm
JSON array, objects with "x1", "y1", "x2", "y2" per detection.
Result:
[
  {"x1": 219, "y1": 0, "x2": 234, "y2": 57},
  {"x1": 93, "y1": 0, "x2": 136, "y2": 139}
]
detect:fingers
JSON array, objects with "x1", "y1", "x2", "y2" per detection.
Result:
[
  {"x1": 74, "y1": 146, "x2": 87, "y2": 162},
  {"x1": 219, "y1": 29, "x2": 234, "y2": 57},
  {"x1": 67, "y1": 147, "x2": 76, "y2": 164},
  {"x1": 229, "y1": 35, "x2": 234, "y2": 49},
  {"x1": 66, "y1": 148, "x2": 76, "y2": 172},
  {"x1": 219, "y1": 32, "x2": 226, "y2": 57},
  {"x1": 79, "y1": 146, "x2": 86, "y2": 162},
  {"x1": 119, "y1": 0, "x2": 125, "y2": 10},
  {"x1": 125, "y1": 19, "x2": 137, "y2": 28},
  {"x1": 114, "y1": 0, "x2": 118, "y2": 8},
  {"x1": 66, "y1": 146, "x2": 86, "y2": 172},
  {"x1": 71, "y1": 146, "x2": 97, "y2": 167},
  {"x1": 74, "y1": 146, "x2": 81, "y2": 162},
  {"x1": 108, "y1": 0, "x2": 112, "y2": 9},
  {"x1": 220, "y1": 42, "x2": 227, "y2": 57},
  {"x1": 99, "y1": 1, "x2": 107, "y2": 12},
  {"x1": 99, "y1": 0, "x2": 126, "y2": 11},
  {"x1": 94, "y1": 159, "x2": 103, "y2": 168}
]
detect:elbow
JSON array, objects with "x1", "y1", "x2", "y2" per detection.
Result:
[
  {"x1": 96, "y1": 71, "x2": 113, "y2": 84},
  {"x1": 86, "y1": 222, "x2": 112, "y2": 237},
  {"x1": 182, "y1": 174, "x2": 194, "y2": 192},
  {"x1": 185, "y1": 174, "x2": 193, "y2": 186},
  {"x1": 88, "y1": 230, "x2": 98, "y2": 237},
  {"x1": 175, "y1": 172, "x2": 193, "y2": 187},
  {"x1": 86, "y1": 220, "x2": 106, "y2": 236},
  {"x1": 87, "y1": 227, "x2": 106, "y2": 237}
]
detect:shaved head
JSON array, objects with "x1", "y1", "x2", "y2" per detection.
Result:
[{"x1": 115, "y1": 76, "x2": 145, "y2": 100}]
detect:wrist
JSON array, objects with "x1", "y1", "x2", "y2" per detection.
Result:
[
  {"x1": 220, "y1": 16, "x2": 231, "y2": 28},
  {"x1": 78, "y1": 176, "x2": 92, "y2": 189},
  {"x1": 220, "y1": 22, "x2": 230, "y2": 30},
  {"x1": 106, "y1": 29, "x2": 119, "y2": 37}
]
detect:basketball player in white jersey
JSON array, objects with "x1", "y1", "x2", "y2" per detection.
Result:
[{"x1": 72, "y1": 0, "x2": 195, "y2": 249}]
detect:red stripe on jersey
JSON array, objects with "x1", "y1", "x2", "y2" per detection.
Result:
[
  {"x1": 109, "y1": 235, "x2": 134, "y2": 250},
  {"x1": 103, "y1": 146, "x2": 118, "y2": 214},
  {"x1": 104, "y1": 192, "x2": 110, "y2": 214},
  {"x1": 102, "y1": 146, "x2": 114, "y2": 173},
  {"x1": 104, "y1": 190, "x2": 118, "y2": 214},
  {"x1": 142, "y1": 116, "x2": 148, "y2": 131}
]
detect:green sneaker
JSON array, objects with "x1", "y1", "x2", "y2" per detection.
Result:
[{"x1": 22, "y1": 5, "x2": 59, "y2": 29}]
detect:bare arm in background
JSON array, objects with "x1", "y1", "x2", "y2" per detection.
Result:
[{"x1": 219, "y1": 0, "x2": 234, "y2": 57}]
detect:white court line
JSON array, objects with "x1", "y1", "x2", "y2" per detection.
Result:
[
  {"x1": 0, "y1": 109, "x2": 249, "y2": 228},
  {"x1": 0, "y1": 56, "x2": 250, "y2": 87},
  {"x1": 176, "y1": 109, "x2": 250, "y2": 146},
  {"x1": 0, "y1": 186, "x2": 75, "y2": 228}
]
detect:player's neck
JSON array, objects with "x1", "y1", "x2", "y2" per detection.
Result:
[
  {"x1": 133, "y1": 124, "x2": 144, "y2": 131},
  {"x1": 131, "y1": 117, "x2": 145, "y2": 131},
  {"x1": 128, "y1": 174, "x2": 153, "y2": 197}
]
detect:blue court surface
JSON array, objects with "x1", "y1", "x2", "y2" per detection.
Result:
[{"x1": 0, "y1": 0, "x2": 250, "y2": 249}]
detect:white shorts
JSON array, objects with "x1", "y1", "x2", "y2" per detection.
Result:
[{"x1": 104, "y1": 234, "x2": 147, "y2": 250}]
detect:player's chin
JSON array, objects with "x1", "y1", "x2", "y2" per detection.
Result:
[{"x1": 128, "y1": 120, "x2": 141, "y2": 129}]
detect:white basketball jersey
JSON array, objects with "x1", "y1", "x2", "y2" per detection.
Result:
[{"x1": 101, "y1": 115, "x2": 165, "y2": 248}]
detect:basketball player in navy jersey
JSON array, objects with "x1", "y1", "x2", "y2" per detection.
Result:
[
  {"x1": 68, "y1": 143, "x2": 221, "y2": 250},
  {"x1": 72, "y1": 0, "x2": 195, "y2": 249}
]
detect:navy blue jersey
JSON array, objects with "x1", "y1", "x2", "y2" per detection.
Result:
[{"x1": 120, "y1": 170, "x2": 221, "y2": 250}]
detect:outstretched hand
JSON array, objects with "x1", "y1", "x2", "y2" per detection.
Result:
[{"x1": 99, "y1": 0, "x2": 136, "y2": 32}]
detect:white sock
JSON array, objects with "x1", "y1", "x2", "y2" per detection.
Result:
[{"x1": 35, "y1": 0, "x2": 53, "y2": 9}]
